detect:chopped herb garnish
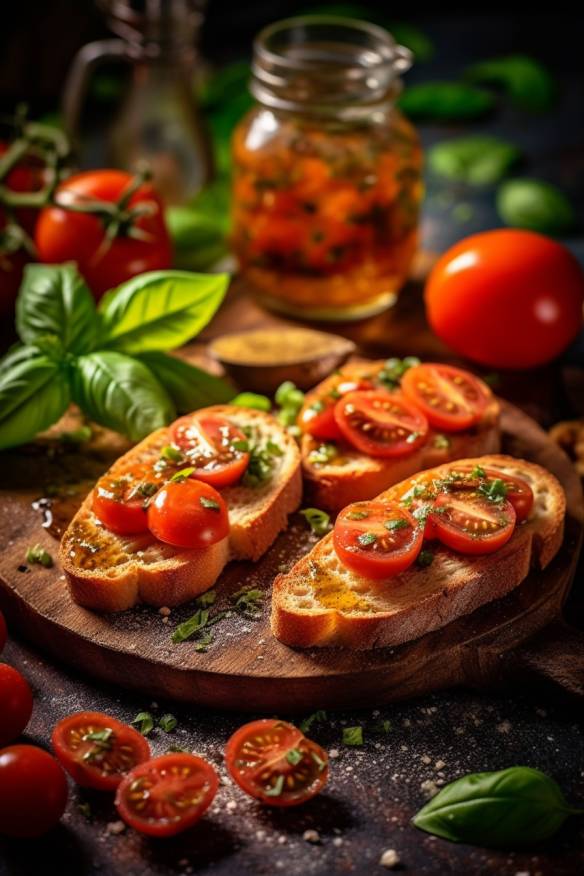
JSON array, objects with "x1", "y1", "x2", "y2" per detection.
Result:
[
  {"x1": 166, "y1": 745, "x2": 190, "y2": 753},
  {"x1": 25, "y1": 544, "x2": 53, "y2": 568},
  {"x1": 434, "y1": 434, "x2": 451, "y2": 450},
  {"x1": 170, "y1": 467, "x2": 195, "y2": 482},
  {"x1": 132, "y1": 711, "x2": 154, "y2": 736},
  {"x1": 384, "y1": 518, "x2": 409, "y2": 531},
  {"x1": 78, "y1": 802, "x2": 92, "y2": 818},
  {"x1": 231, "y1": 438, "x2": 249, "y2": 452},
  {"x1": 242, "y1": 430, "x2": 279, "y2": 487},
  {"x1": 371, "y1": 719, "x2": 392, "y2": 734},
  {"x1": 479, "y1": 478, "x2": 508, "y2": 503},
  {"x1": 406, "y1": 431, "x2": 420, "y2": 444},
  {"x1": 471, "y1": 465, "x2": 486, "y2": 479},
  {"x1": 231, "y1": 392, "x2": 271, "y2": 412},
  {"x1": 197, "y1": 590, "x2": 217, "y2": 608},
  {"x1": 299, "y1": 710, "x2": 327, "y2": 734},
  {"x1": 264, "y1": 774, "x2": 285, "y2": 797},
  {"x1": 286, "y1": 748, "x2": 303, "y2": 765},
  {"x1": 417, "y1": 549, "x2": 434, "y2": 568},
  {"x1": 357, "y1": 532, "x2": 377, "y2": 547},
  {"x1": 200, "y1": 496, "x2": 221, "y2": 511},
  {"x1": 158, "y1": 714, "x2": 177, "y2": 733},
  {"x1": 328, "y1": 387, "x2": 341, "y2": 400},
  {"x1": 311, "y1": 751, "x2": 327, "y2": 771},
  {"x1": 310, "y1": 400, "x2": 326, "y2": 413},
  {"x1": 413, "y1": 485, "x2": 428, "y2": 497},
  {"x1": 266, "y1": 440, "x2": 284, "y2": 457},
  {"x1": 300, "y1": 507, "x2": 331, "y2": 536},
  {"x1": 232, "y1": 586, "x2": 264, "y2": 618},
  {"x1": 308, "y1": 443, "x2": 338, "y2": 466},
  {"x1": 161, "y1": 444, "x2": 184, "y2": 463},
  {"x1": 172, "y1": 609, "x2": 210, "y2": 643},
  {"x1": 275, "y1": 380, "x2": 305, "y2": 428},
  {"x1": 377, "y1": 356, "x2": 420, "y2": 389},
  {"x1": 346, "y1": 510, "x2": 369, "y2": 520},
  {"x1": 343, "y1": 726, "x2": 364, "y2": 746}
]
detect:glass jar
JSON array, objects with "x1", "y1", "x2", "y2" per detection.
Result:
[{"x1": 231, "y1": 16, "x2": 423, "y2": 321}]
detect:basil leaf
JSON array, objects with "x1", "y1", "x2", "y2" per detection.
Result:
[
  {"x1": 428, "y1": 136, "x2": 521, "y2": 186},
  {"x1": 399, "y1": 82, "x2": 494, "y2": 121},
  {"x1": 0, "y1": 353, "x2": 70, "y2": 450},
  {"x1": 137, "y1": 351, "x2": 233, "y2": 412},
  {"x1": 466, "y1": 55, "x2": 555, "y2": 113},
  {"x1": 412, "y1": 766, "x2": 581, "y2": 847},
  {"x1": 16, "y1": 263, "x2": 98, "y2": 355},
  {"x1": 98, "y1": 270, "x2": 229, "y2": 354},
  {"x1": 231, "y1": 392, "x2": 271, "y2": 412},
  {"x1": 496, "y1": 179, "x2": 574, "y2": 236},
  {"x1": 71, "y1": 351, "x2": 175, "y2": 441}
]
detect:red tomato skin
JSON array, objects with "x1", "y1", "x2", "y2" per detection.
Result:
[
  {"x1": 171, "y1": 414, "x2": 250, "y2": 488},
  {"x1": 52, "y1": 711, "x2": 151, "y2": 791},
  {"x1": 333, "y1": 501, "x2": 423, "y2": 579},
  {"x1": 0, "y1": 745, "x2": 68, "y2": 837},
  {"x1": 147, "y1": 479, "x2": 229, "y2": 549},
  {"x1": 0, "y1": 664, "x2": 33, "y2": 746},
  {"x1": 35, "y1": 169, "x2": 172, "y2": 299},
  {"x1": 430, "y1": 493, "x2": 516, "y2": 555},
  {"x1": 334, "y1": 390, "x2": 428, "y2": 457},
  {"x1": 401, "y1": 364, "x2": 489, "y2": 432},
  {"x1": 0, "y1": 610, "x2": 7, "y2": 653},
  {"x1": 425, "y1": 230, "x2": 584, "y2": 370}
]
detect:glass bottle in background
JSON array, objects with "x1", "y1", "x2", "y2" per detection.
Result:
[
  {"x1": 63, "y1": 0, "x2": 212, "y2": 205},
  {"x1": 231, "y1": 16, "x2": 423, "y2": 321}
]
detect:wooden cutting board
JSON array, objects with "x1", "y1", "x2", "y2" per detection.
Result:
[{"x1": 0, "y1": 401, "x2": 583, "y2": 712}]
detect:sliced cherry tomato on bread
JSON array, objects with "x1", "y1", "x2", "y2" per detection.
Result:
[
  {"x1": 170, "y1": 414, "x2": 250, "y2": 487},
  {"x1": 299, "y1": 377, "x2": 373, "y2": 441},
  {"x1": 225, "y1": 719, "x2": 328, "y2": 807},
  {"x1": 115, "y1": 752, "x2": 218, "y2": 837},
  {"x1": 93, "y1": 463, "x2": 163, "y2": 535},
  {"x1": 401, "y1": 363, "x2": 489, "y2": 432},
  {"x1": 428, "y1": 490, "x2": 516, "y2": 555},
  {"x1": 52, "y1": 711, "x2": 151, "y2": 791},
  {"x1": 147, "y1": 478, "x2": 229, "y2": 549},
  {"x1": 334, "y1": 390, "x2": 428, "y2": 457},
  {"x1": 0, "y1": 664, "x2": 33, "y2": 747},
  {"x1": 333, "y1": 499, "x2": 423, "y2": 579},
  {"x1": 444, "y1": 465, "x2": 534, "y2": 523}
]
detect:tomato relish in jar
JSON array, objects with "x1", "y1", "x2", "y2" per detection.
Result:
[{"x1": 231, "y1": 16, "x2": 422, "y2": 321}]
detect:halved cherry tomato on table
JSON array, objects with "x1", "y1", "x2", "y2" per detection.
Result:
[
  {"x1": 115, "y1": 753, "x2": 218, "y2": 837},
  {"x1": 0, "y1": 664, "x2": 33, "y2": 747},
  {"x1": 171, "y1": 414, "x2": 250, "y2": 488},
  {"x1": 147, "y1": 478, "x2": 229, "y2": 549},
  {"x1": 334, "y1": 390, "x2": 428, "y2": 457},
  {"x1": 299, "y1": 377, "x2": 373, "y2": 441},
  {"x1": 444, "y1": 465, "x2": 534, "y2": 523},
  {"x1": 225, "y1": 719, "x2": 328, "y2": 807},
  {"x1": 401, "y1": 364, "x2": 489, "y2": 432},
  {"x1": 93, "y1": 463, "x2": 164, "y2": 535},
  {"x1": 0, "y1": 745, "x2": 68, "y2": 838},
  {"x1": 334, "y1": 499, "x2": 423, "y2": 579},
  {"x1": 428, "y1": 491, "x2": 516, "y2": 555},
  {"x1": 52, "y1": 711, "x2": 151, "y2": 791}
]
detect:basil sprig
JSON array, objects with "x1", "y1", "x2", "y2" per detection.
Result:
[
  {"x1": 413, "y1": 766, "x2": 583, "y2": 847},
  {"x1": 0, "y1": 263, "x2": 232, "y2": 450}
]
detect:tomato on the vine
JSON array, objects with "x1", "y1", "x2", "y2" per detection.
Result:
[
  {"x1": 35, "y1": 169, "x2": 172, "y2": 298},
  {"x1": 115, "y1": 753, "x2": 218, "y2": 837},
  {"x1": 0, "y1": 745, "x2": 68, "y2": 837},
  {"x1": 52, "y1": 711, "x2": 151, "y2": 791},
  {"x1": 0, "y1": 664, "x2": 33, "y2": 746},
  {"x1": 225, "y1": 719, "x2": 329, "y2": 806},
  {"x1": 147, "y1": 478, "x2": 229, "y2": 549}
]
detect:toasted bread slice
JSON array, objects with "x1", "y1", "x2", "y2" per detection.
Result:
[
  {"x1": 271, "y1": 455, "x2": 565, "y2": 649},
  {"x1": 61, "y1": 406, "x2": 301, "y2": 612},
  {"x1": 301, "y1": 361, "x2": 501, "y2": 512}
]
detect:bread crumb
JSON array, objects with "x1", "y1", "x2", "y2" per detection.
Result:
[
  {"x1": 226, "y1": 800, "x2": 237, "y2": 811},
  {"x1": 421, "y1": 779, "x2": 439, "y2": 797},
  {"x1": 303, "y1": 829, "x2": 321, "y2": 844},
  {"x1": 497, "y1": 720, "x2": 512, "y2": 734},
  {"x1": 421, "y1": 754, "x2": 431, "y2": 764},
  {"x1": 329, "y1": 748, "x2": 340, "y2": 758},
  {"x1": 379, "y1": 849, "x2": 400, "y2": 869},
  {"x1": 333, "y1": 837, "x2": 343, "y2": 847},
  {"x1": 105, "y1": 820, "x2": 126, "y2": 835},
  {"x1": 159, "y1": 606, "x2": 171, "y2": 617},
  {"x1": 434, "y1": 759, "x2": 446, "y2": 770}
]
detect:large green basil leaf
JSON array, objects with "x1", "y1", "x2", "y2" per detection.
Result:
[
  {"x1": 398, "y1": 82, "x2": 494, "y2": 121},
  {"x1": 496, "y1": 179, "x2": 574, "y2": 235},
  {"x1": 412, "y1": 766, "x2": 580, "y2": 847},
  {"x1": 16, "y1": 263, "x2": 98, "y2": 354},
  {"x1": 466, "y1": 55, "x2": 555, "y2": 113},
  {"x1": 98, "y1": 271, "x2": 229, "y2": 355},
  {"x1": 0, "y1": 352, "x2": 71, "y2": 450},
  {"x1": 428, "y1": 136, "x2": 521, "y2": 186},
  {"x1": 71, "y1": 351, "x2": 176, "y2": 441},
  {"x1": 138, "y1": 351, "x2": 233, "y2": 412}
]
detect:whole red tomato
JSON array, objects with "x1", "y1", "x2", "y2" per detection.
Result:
[
  {"x1": 425, "y1": 229, "x2": 584, "y2": 369},
  {"x1": 0, "y1": 664, "x2": 33, "y2": 746},
  {"x1": 35, "y1": 169, "x2": 173, "y2": 298},
  {"x1": 0, "y1": 745, "x2": 68, "y2": 837}
]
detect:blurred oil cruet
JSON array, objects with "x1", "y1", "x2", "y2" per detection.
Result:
[{"x1": 63, "y1": 0, "x2": 212, "y2": 205}]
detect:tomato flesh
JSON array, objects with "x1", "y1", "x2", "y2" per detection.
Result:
[
  {"x1": 429, "y1": 491, "x2": 516, "y2": 555},
  {"x1": 147, "y1": 478, "x2": 229, "y2": 549},
  {"x1": 115, "y1": 753, "x2": 218, "y2": 837},
  {"x1": 93, "y1": 463, "x2": 164, "y2": 535},
  {"x1": 52, "y1": 711, "x2": 151, "y2": 791},
  {"x1": 171, "y1": 414, "x2": 250, "y2": 487},
  {"x1": 299, "y1": 377, "x2": 373, "y2": 441},
  {"x1": 225, "y1": 719, "x2": 328, "y2": 807},
  {"x1": 401, "y1": 364, "x2": 489, "y2": 432},
  {"x1": 444, "y1": 465, "x2": 534, "y2": 523},
  {"x1": 333, "y1": 499, "x2": 423, "y2": 579},
  {"x1": 334, "y1": 390, "x2": 428, "y2": 457},
  {"x1": 0, "y1": 664, "x2": 33, "y2": 747},
  {"x1": 0, "y1": 745, "x2": 68, "y2": 838}
]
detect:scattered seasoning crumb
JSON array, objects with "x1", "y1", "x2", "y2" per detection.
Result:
[
  {"x1": 333, "y1": 837, "x2": 343, "y2": 847},
  {"x1": 434, "y1": 759, "x2": 446, "y2": 770},
  {"x1": 159, "y1": 606, "x2": 171, "y2": 617},
  {"x1": 421, "y1": 754, "x2": 431, "y2": 764},
  {"x1": 106, "y1": 820, "x2": 126, "y2": 835},
  {"x1": 303, "y1": 829, "x2": 321, "y2": 844},
  {"x1": 421, "y1": 779, "x2": 439, "y2": 797},
  {"x1": 226, "y1": 800, "x2": 238, "y2": 811},
  {"x1": 329, "y1": 748, "x2": 340, "y2": 759},
  {"x1": 379, "y1": 849, "x2": 401, "y2": 869},
  {"x1": 497, "y1": 720, "x2": 512, "y2": 734}
]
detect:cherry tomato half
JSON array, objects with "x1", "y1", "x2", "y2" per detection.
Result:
[
  {"x1": 52, "y1": 711, "x2": 151, "y2": 791},
  {"x1": 115, "y1": 753, "x2": 218, "y2": 837},
  {"x1": 147, "y1": 478, "x2": 229, "y2": 549},
  {"x1": 171, "y1": 414, "x2": 250, "y2": 488},
  {"x1": 93, "y1": 463, "x2": 164, "y2": 535},
  {"x1": 225, "y1": 719, "x2": 329, "y2": 807},
  {"x1": 0, "y1": 745, "x2": 68, "y2": 837},
  {"x1": 0, "y1": 664, "x2": 33, "y2": 747},
  {"x1": 334, "y1": 390, "x2": 428, "y2": 457},
  {"x1": 401, "y1": 363, "x2": 489, "y2": 432},
  {"x1": 429, "y1": 491, "x2": 516, "y2": 555},
  {"x1": 299, "y1": 377, "x2": 373, "y2": 441},
  {"x1": 445, "y1": 465, "x2": 534, "y2": 523},
  {"x1": 0, "y1": 609, "x2": 7, "y2": 653},
  {"x1": 425, "y1": 229, "x2": 584, "y2": 370},
  {"x1": 333, "y1": 499, "x2": 423, "y2": 579}
]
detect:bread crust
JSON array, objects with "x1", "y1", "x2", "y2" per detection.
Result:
[
  {"x1": 301, "y1": 360, "x2": 501, "y2": 511},
  {"x1": 60, "y1": 406, "x2": 301, "y2": 612},
  {"x1": 271, "y1": 455, "x2": 566, "y2": 650}
]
